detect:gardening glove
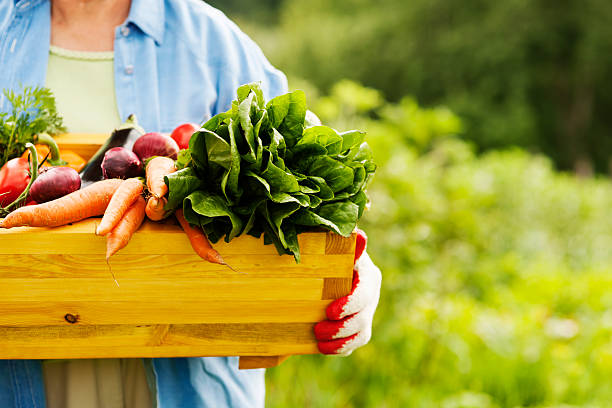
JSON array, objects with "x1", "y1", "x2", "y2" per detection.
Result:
[{"x1": 314, "y1": 229, "x2": 382, "y2": 356}]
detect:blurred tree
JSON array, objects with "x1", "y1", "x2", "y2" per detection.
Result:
[
  {"x1": 205, "y1": 0, "x2": 282, "y2": 24},
  {"x1": 212, "y1": 0, "x2": 612, "y2": 172}
]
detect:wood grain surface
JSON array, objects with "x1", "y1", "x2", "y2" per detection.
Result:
[{"x1": 0, "y1": 135, "x2": 356, "y2": 368}]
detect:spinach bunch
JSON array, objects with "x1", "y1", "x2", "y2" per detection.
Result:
[{"x1": 166, "y1": 83, "x2": 376, "y2": 261}]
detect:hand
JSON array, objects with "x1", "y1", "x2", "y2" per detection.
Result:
[{"x1": 314, "y1": 229, "x2": 382, "y2": 356}]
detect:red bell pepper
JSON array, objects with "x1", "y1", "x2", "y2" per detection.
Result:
[
  {"x1": 0, "y1": 134, "x2": 64, "y2": 209},
  {"x1": 0, "y1": 156, "x2": 30, "y2": 207},
  {"x1": 0, "y1": 143, "x2": 39, "y2": 214}
]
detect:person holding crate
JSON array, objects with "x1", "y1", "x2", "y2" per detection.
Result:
[{"x1": 0, "y1": 0, "x2": 383, "y2": 407}]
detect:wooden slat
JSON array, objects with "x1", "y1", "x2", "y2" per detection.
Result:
[
  {"x1": 0, "y1": 300, "x2": 330, "y2": 326},
  {"x1": 325, "y1": 231, "x2": 356, "y2": 255},
  {"x1": 321, "y1": 277, "x2": 353, "y2": 300},
  {"x1": 0, "y1": 323, "x2": 315, "y2": 346},
  {"x1": 0, "y1": 278, "x2": 324, "y2": 301},
  {"x1": 55, "y1": 133, "x2": 109, "y2": 160},
  {"x1": 1, "y1": 345, "x2": 316, "y2": 359},
  {"x1": 0, "y1": 219, "x2": 326, "y2": 255},
  {"x1": 239, "y1": 355, "x2": 290, "y2": 369},
  {"x1": 0, "y1": 254, "x2": 353, "y2": 279},
  {"x1": 0, "y1": 323, "x2": 318, "y2": 359}
]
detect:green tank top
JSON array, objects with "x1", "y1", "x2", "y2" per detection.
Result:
[{"x1": 45, "y1": 45, "x2": 122, "y2": 134}]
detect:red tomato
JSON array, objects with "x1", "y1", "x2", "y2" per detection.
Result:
[{"x1": 170, "y1": 123, "x2": 199, "y2": 150}]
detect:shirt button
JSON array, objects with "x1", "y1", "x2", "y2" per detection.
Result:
[
  {"x1": 124, "y1": 65, "x2": 134, "y2": 75},
  {"x1": 121, "y1": 26, "x2": 130, "y2": 37}
]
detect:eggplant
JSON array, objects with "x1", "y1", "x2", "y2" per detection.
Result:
[{"x1": 79, "y1": 114, "x2": 145, "y2": 188}]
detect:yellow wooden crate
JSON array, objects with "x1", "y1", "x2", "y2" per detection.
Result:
[{"x1": 0, "y1": 134, "x2": 355, "y2": 369}]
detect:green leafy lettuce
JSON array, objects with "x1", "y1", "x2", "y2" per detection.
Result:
[{"x1": 166, "y1": 83, "x2": 376, "y2": 262}]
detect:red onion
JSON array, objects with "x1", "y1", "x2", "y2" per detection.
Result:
[
  {"x1": 29, "y1": 167, "x2": 81, "y2": 203},
  {"x1": 132, "y1": 132, "x2": 179, "y2": 161},
  {"x1": 102, "y1": 147, "x2": 143, "y2": 179}
]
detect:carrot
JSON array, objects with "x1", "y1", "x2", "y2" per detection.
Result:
[
  {"x1": 175, "y1": 209, "x2": 224, "y2": 264},
  {"x1": 106, "y1": 195, "x2": 146, "y2": 260},
  {"x1": 146, "y1": 156, "x2": 176, "y2": 198},
  {"x1": 96, "y1": 178, "x2": 144, "y2": 235},
  {"x1": 0, "y1": 179, "x2": 122, "y2": 229},
  {"x1": 145, "y1": 196, "x2": 171, "y2": 221}
]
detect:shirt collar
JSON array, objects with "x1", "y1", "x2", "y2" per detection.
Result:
[{"x1": 125, "y1": 0, "x2": 165, "y2": 45}]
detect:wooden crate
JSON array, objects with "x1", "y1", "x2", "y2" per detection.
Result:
[{"x1": 0, "y1": 134, "x2": 355, "y2": 369}]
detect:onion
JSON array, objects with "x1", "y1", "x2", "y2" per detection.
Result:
[
  {"x1": 132, "y1": 132, "x2": 179, "y2": 161},
  {"x1": 101, "y1": 147, "x2": 143, "y2": 179},
  {"x1": 29, "y1": 167, "x2": 81, "y2": 203}
]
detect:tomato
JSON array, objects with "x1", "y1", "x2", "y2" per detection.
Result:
[{"x1": 170, "y1": 123, "x2": 199, "y2": 150}]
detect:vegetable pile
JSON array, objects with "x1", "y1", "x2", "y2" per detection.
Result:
[
  {"x1": 0, "y1": 87, "x2": 87, "y2": 215},
  {"x1": 166, "y1": 83, "x2": 376, "y2": 261},
  {"x1": 0, "y1": 83, "x2": 376, "y2": 268}
]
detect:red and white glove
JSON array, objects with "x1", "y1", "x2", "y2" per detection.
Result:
[{"x1": 314, "y1": 229, "x2": 382, "y2": 356}]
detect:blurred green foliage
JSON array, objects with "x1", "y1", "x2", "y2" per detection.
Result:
[
  {"x1": 265, "y1": 81, "x2": 612, "y2": 407},
  {"x1": 211, "y1": 0, "x2": 612, "y2": 172},
  {"x1": 202, "y1": 1, "x2": 612, "y2": 406}
]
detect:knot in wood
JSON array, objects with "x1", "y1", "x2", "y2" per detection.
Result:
[{"x1": 64, "y1": 313, "x2": 79, "y2": 324}]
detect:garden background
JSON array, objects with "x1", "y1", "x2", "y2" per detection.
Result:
[{"x1": 206, "y1": 1, "x2": 612, "y2": 406}]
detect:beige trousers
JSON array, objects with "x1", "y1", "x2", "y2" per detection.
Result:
[{"x1": 43, "y1": 359, "x2": 153, "y2": 408}]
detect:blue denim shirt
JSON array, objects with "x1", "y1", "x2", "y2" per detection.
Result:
[{"x1": 0, "y1": 0, "x2": 288, "y2": 406}]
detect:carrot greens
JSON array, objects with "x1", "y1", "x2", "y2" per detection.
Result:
[{"x1": 0, "y1": 86, "x2": 66, "y2": 167}]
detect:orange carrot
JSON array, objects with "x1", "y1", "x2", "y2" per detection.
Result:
[
  {"x1": 106, "y1": 195, "x2": 146, "y2": 260},
  {"x1": 146, "y1": 156, "x2": 176, "y2": 198},
  {"x1": 145, "y1": 196, "x2": 171, "y2": 221},
  {"x1": 175, "y1": 209, "x2": 224, "y2": 264},
  {"x1": 96, "y1": 178, "x2": 144, "y2": 235},
  {"x1": 0, "y1": 179, "x2": 122, "y2": 229}
]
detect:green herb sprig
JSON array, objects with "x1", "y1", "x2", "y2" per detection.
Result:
[{"x1": 0, "y1": 86, "x2": 66, "y2": 167}]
